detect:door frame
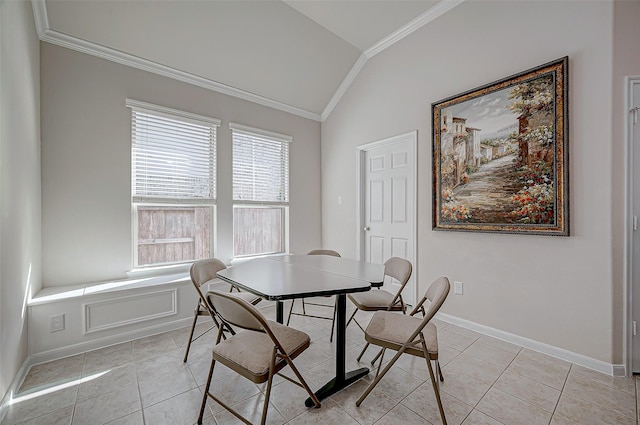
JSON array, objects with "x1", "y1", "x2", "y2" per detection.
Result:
[
  {"x1": 356, "y1": 130, "x2": 418, "y2": 303},
  {"x1": 626, "y1": 76, "x2": 640, "y2": 375}
]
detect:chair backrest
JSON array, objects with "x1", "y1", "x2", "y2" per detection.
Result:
[
  {"x1": 410, "y1": 277, "x2": 451, "y2": 325},
  {"x1": 206, "y1": 290, "x2": 266, "y2": 332},
  {"x1": 384, "y1": 257, "x2": 413, "y2": 307},
  {"x1": 190, "y1": 258, "x2": 227, "y2": 302},
  {"x1": 307, "y1": 249, "x2": 341, "y2": 257}
]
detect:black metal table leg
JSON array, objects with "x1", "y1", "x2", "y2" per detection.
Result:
[
  {"x1": 276, "y1": 300, "x2": 284, "y2": 324},
  {"x1": 305, "y1": 293, "x2": 369, "y2": 406}
]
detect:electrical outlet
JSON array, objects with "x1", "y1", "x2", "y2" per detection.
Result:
[
  {"x1": 50, "y1": 313, "x2": 65, "y2": 332},
  {"x1": 454, "y1": 281, "x2": 463, "y2": 295}
]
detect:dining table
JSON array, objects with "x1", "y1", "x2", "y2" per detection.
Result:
[{"x1": 216, "y1": 254, "x2": 385, "y2": 406}]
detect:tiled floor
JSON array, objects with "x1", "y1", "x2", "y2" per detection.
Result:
[{"x1": 2, "y1": 300, "x2": 639, "y2": 425}]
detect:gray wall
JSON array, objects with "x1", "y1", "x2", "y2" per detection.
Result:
[
  {"x1": 0, "y1": 0, "x2": 41, "y2": 401},
  {"x1": 41, "y1": 43, "x2": 322, "y2": 287},
  {"x1": 321, "y1": 0, "x2": 626, "y2": 363}
]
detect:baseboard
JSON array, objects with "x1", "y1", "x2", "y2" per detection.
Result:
[
  {"x1": 436, "y1": 313, "x2": 625, "y2": 377},
  {"x1": 29, "y1": 316, "x2": 192, "y2": 367}
]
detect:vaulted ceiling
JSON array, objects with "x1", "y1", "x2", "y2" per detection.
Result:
[{"x1": 32, "y1": 0, "x2": 463, "y2": 121}]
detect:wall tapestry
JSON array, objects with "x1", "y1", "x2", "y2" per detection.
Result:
[{"x1": 432, "y1": 57, "x2": 569, "y2": 236}]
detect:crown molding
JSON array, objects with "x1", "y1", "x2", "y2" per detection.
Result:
[
  {"x1": 30, "y1": 1, "x2": 321, "y2": 122},
  {"x1": 321, "y1": 0, "x2": 465, "y2": 121},
  {"x1": 320, "y1": 53, "x2": 367, "y2": 122},
  {"x1": 364, "y1": 0, "x2": 466, "y2": 59},
  {"x1": 31, "y1": 0, "x2": 464, "y2": 124},
  {"x1": 30, "y1": 0, "x2": 48, "y2": 39}
]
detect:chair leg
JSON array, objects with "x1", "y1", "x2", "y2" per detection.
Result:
[
  {"x1": 374, "y1": 348, "x2": 386, "y2": 378},
  {"x1": 286, "y1": 300, "x2": 295, "y2": 326},
  {"x1": 183, "y1": 306, "x2": 199, "y2": 362},
  {"x1": 329, "y1": 298, "x2": 337, "y2": 343},
  {"x1": 260, "y1": 348, "x2": 278, "y2": 425},
  {"x1": 346, "y1": 308, "x2": 358, "y2": 327},
  {"x1": 356, "y1": 346, "x2": 407, "y2": 407},
  {"x1": 421, "y1": 339, "x2": 447, "y2": 425},
  {"x1": 426, "y1": 358, "x2": 447, "y2": 425},
  {"x1": 198, "y1": 355, "x2": 216, "y2": 425},
  {"x1": 437, "y1": 360, "x2": 444, "y2": 382},
  {"x1": 356, "y1": 343, "x2": 370, "y2": 362},
  {"x1": 370, "y1": 347, "x2": 384, "y2": 366}
]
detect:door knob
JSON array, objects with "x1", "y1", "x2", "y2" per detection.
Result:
[{"x1": 364, "y1": 227, "x2": 370, "y2": 231}]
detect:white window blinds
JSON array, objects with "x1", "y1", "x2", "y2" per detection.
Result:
[
  {"x1": 127, "y1": 99, "x2": 220, "y2": 204},
  {"x1": 231, "y1": 123, "x2": 290, "y2": 204}
]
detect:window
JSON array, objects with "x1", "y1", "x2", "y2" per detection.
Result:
[
  {"x1": 231, "y1": 123, "x2": 290, "y2": 257},
  {"x1": 127, "y1": 99, "x2": 220, "y2": 268}
]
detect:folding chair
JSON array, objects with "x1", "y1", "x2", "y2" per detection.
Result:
[
  {"x1": 346, "y1": 257, "x2": 413, "y2": 361},
  {"x1": 355, "y1": 277, "x2": 451, "y2": 425},
  {"x1": 197, "y1": 290, "x2": 321, "y2": 425},
  {"x1": 183, "y1": 258, "x2": 261, "y2": 362},
  {"x1": 287, "y1": 249, "x2": 341, "y2": 341}
]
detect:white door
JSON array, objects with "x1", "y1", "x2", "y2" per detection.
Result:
[
  {"x1": 630, "y1": 78, "x2": 640, "y2": 373},
  {"x1": 358, "y1": 131, "x2": 417, "y2": 305}
]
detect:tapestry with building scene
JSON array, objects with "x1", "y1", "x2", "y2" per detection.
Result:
[{"x1": 432, "y1": 57, "x2": 569, "y2": 236}]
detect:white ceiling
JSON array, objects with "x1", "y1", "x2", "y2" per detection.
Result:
[{"x1": 34, "y1": 0, "x2": 462, "y2": 121}]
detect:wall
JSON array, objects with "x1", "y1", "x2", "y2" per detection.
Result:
[
  {"x1": 322, "y1": 1, "x2": 617, "y2": 364},
  {"x1": 40, "y1": 43, "x2": 322, "y2": 287},
  {"x1": 0, "y1": 0, "x2": 41, "y2": 404}
]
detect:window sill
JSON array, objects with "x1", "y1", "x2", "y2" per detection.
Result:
[
  {"x1": 230, "y1": 252, "x2": 289, "y2": 266},
  {"x1": 29, "y1": 272, "x2": 191, "y2": 307}
]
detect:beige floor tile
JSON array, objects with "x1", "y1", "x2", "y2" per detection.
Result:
[
  {"x1": 3, "y1": 386, "x2": 78, "y2": 425},
  {"x1": 212, "y1": 392, "x2": 286, "y2": 425},
  {"x1": 331, "y1": 378, "x2": 400, "y2": 425},
  {"x1": 204, "y1": 371, "x2": 260, "y2": 407},
  {"x1": 569, "y1": 364, "x2": 636, "y2": 395},
  {"x1": 438, "y1": 326, "x2": 481, "y2": 352},
  {"x1": 492, "y1": 368, "x2": 560, "y2": 412},
  {"x1": 9, "y1": 406, "x2": 73, "y2": 425},
  {"x1": 375, "y1": 404, "x2": 437, "y2": 425},
  {"x1": 463, "y1": 339, "x2": 518, "y2": 369},
  {"x1": 402, "y1": 381, "x2": 473, "y2": 425},
  {"x1": 287, "y1": 399, "x2": 360, "y2": 425},
  {"x1": 553, "y1": 392, "x2": 636, "y2": 425},
  {"x1": 356, "y1": 361, "x2": 425, "y2": 402},
  {"x1": 132, "y1": 331, "x2": 180, "y2": 361},
  {"x1": 19, "y1": 355, "x2": 84, "y2": 393},
  {"x1": 506, "y1": 350, "x2": 570, "y2": 390},
  {"x1": 461, "y1": 409, "x2": 505, "y2": 425},
  {"x1": 393, "y1": 353, "x2": 433, "y2": 379},
  {"x1": 143, "y1": 388, "x2": 210, "y2": 425},
  {"x1": 444, "y1": 353, "x2": 506, "y2": 386},
  {"x1": 476, "y1": 388, "x2": 551, "y2": 425},
  {"x1": 135, "y1": 352, "x2": 198, "y2": 407},
  {"x1": 77, "y1": 363, "x2": 138, "y2": 402},
  {"x1": 105, "y1": 411, "x2": 143, "y2": 425},
  {"x1": 439, "y1": 344, "x2": 463, "y2": 367},
  {"x1": 72, "y1": 383, "x2": 141, "y2": 425},
  {"x1": 476, "y1": 335, "x2": 521, "y2": 354},
  {"x1": 267, "y1": 379, "x2": 322, "y2": 422},
  {"x1": 82, "y1": 342, "x2": 133, "y2": 375},
  {"x1": 439, "y1": 366, "x2": 492, "y2": 406},
  {"x1": 562, "y1": 373, "x2": 636, "y2": 420}
]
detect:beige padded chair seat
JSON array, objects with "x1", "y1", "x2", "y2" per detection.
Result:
[
  {"x1": 213, "y1": 320, "x2": 310, "y2": 383},
  {"x1": 365, "y1": 311, "x2": 438, "y2": 358},
  {"x1": 348, "y1": 290, "x2": 404, "y2": 311}
]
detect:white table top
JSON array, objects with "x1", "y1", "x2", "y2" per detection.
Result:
[{"x1": 217, "y1": 255, "x2": 385, "y2": 301}]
